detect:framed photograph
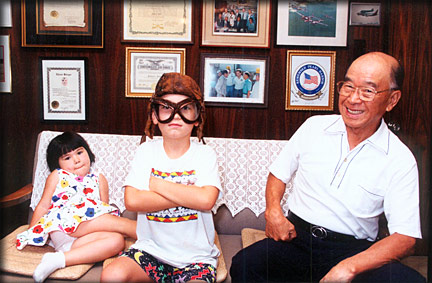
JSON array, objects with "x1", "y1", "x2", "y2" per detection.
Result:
[
  {"x1": 201, "y1": 0, "x2": 271, "y2": 48},
  {"x1": 277, "y1": 0, "x2": 348, "y2": 46},
  {"x1": 41, "y1": 58, "x2": 87, "y2": 121},
  {"x1": 0, "y1": 0, "x2": 12, "y2": 27},
  {"x1": 350, "y1": 3, "x2": 381, "y2": 26},
  {"x1": 286, "y1": 50, "x2": 336, "y2": 111},
  {"x1": 200, "y1": 53, "x2": 268, "y2": 108},
  {"x1": 123, "y1": 0, "x2": 193, "y2": 43},
  {"x1": 125, "y1": 47, "x2": 186, "y2": 98},
  {"x1": 21, "y1": 0, "x2": 104, "y2": 48},
  {"x1": 0, "y1": 35, "x2": 12, "y2": 93}
]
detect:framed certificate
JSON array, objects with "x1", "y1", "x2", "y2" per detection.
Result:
[
  {"x1": 285, "y1": 50, "x2": 336, "y2": 111},
  {"x1": 0, "y1": 35, "x2": 12, "y2": 93},
  {"x1": 123, "y1": 0, "x2": 193, "y2": 43},
  {"x1": 22, "y1": 0, "x2": 104, "y2": 48},
  {"x1": 125, "y1": 47, "x2": 186, "y2": 98},
  {"x1": 41, "y1": 58, "x2": 87, "y2": 121}
]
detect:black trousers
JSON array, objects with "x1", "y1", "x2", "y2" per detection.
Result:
[{"x1": 230, "y1": 227, "x2": 425, "y2": 282}]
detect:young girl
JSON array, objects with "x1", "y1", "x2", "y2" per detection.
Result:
[
  {"x1": 16, "y1": 131, "x2": 137, "y2": 282},
  {"x1": 101, "y1": 72, "x2": 222, "y2": 283}
]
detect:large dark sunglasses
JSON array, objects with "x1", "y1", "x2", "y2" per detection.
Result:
[{"x1": 151, "y1": 97, "x2": 201, "y2": 124}]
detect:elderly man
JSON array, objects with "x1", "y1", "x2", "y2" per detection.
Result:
[{"x1": 230, "y1": 52, "x2": 425, "y2": 282}]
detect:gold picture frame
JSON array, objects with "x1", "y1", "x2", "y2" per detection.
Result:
[
  {"x1": 286, "y1": 50, "x2": 336, "y2": 111},
  {"x1": 201, "y1": 0, "x2": 271, "y2": 48},
  {"x1": 125, "y1": 47, "x2": 186, "y2": 98}
]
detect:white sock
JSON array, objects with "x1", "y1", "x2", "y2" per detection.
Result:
[{"x1": 33, "y1": 252, "x2": 66, "y2": 283}]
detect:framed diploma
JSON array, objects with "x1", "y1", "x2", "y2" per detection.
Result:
[
  {"x1": 41, "y1": 58, "x2": 87, "y2": 121},
  {"x1": 125, "y1": 47, "x2": 186, "y2": 98},
  {"x1": 0, "y1": 35, "x2": 12, "y2": 93},
  {"x1": 123, "y1": 0, "x2": 193, "y2": 43},
  {"x1": 21, "y1": 0, "x2": 104, "y2": 48}
]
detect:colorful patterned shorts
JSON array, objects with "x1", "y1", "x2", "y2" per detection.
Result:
[{"x1": 121, "y1": 248, "x2": 217, "y2": 283}]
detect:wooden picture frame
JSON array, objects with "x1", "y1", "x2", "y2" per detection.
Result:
[
  {"x1": 0, "y1": 35, "x2": 12, "y2": 93},
  {"x1": 122, "y1": 0, "x2": 193, "y2": 43},
  {"x1": 277, "y1": 1, "x2": 348, "y2": 46},
  {"x1": 286, "y1": 50, "x2": 336, "y2": 111},
  {"x1": 201, "y1": 0, "x2": 271, "y2": 48},
  {"x1": 41, "y1": 58, "x2": 88, "y2": 121},
  {"x1": 200, "y1": 53, "x2": 269, "y2": 108},
  {"x1": 125, "y1": 47, "x2": 186, "y2": 98},
  {"x1": 21, "y1": 0, "x2": 104, "y2": 48}
]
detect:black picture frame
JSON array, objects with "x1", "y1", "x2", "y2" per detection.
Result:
[
  {"x1": 22, "y1": 0, "x2": 104, "y2": 48},
  {"x1": 200, "y1": 53, "x2": 269, "y2": 108},
  {"x1": 40, "y1": 57, "x2": 88, "y2": 123}
]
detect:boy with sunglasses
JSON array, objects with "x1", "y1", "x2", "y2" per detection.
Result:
[{"x1": 101, "y1": 73, "x2": 222, "y2": 283}]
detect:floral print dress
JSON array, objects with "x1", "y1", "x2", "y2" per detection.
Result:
[{"x1": 16, "y1": 169, "x2": 119, "y2": 250}]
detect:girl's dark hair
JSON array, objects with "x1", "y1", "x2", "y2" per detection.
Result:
[{"x1": 46, "y1": 132, "x2": 95, "y2": 171}]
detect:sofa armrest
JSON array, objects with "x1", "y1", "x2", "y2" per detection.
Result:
[{"x1": 0, "y1": 184, "x2": 33, "y2": 208}]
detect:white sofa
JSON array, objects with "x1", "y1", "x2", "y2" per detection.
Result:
[{"x1": 0, "y1": 131, "x2": 427, "y2": 282}]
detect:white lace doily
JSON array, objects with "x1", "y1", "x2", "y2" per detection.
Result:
[{"x1": 31, "y1": 131, "x2": 292, "y2": 216}]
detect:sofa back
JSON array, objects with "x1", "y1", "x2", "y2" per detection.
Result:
[{"x1": 30, "y1": 131, "x2": 293, "y2": 233}]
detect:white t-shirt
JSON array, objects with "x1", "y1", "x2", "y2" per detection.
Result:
[
  {"x1": 270, "y1": 115, "x2": 422, "y2": 241},
  {"x1": 124, "y1": 139, "x2": 222, "y2": 268}
]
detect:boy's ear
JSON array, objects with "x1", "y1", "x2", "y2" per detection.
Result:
[{"x1": 151, "y1": 111, "x2": 158, "y2": 125}]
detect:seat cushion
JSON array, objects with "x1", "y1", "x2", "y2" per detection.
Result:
[
  {"x1": 0, "y1": 225, "x2": 94, "y2": 280},
  {"x1": 241, "y1": 228, "x2": 267, "y2": 248}
]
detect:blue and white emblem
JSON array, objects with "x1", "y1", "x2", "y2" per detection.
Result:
[{"x1": 293, "y1": 63, "x2": 326, "y2": 100}]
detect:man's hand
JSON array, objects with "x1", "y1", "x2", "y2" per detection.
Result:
[
  {"x1": 320, "y1": 259, "x2": 356, "y2": 283},
  {"x1": 265, "y1": 173, "x2": 296, "y2": 241},
  {"x1": 265, "y1": 208, "x2": 297, "y2": 241},
  {"x1": 320, "y1": 233, "x2": 416, "y2": 283}
]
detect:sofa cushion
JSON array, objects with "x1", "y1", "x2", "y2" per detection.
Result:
[
  {"x1": 214, "y1": 205, "x2": 265, "y2": 235},
  {"x1": 0, "y1": 225, "x2": 94, "y2": 280}
]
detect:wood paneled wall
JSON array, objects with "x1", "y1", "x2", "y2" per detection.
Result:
[{"x1": 1, "y1": 0, "x2": 431, "y2": 256}]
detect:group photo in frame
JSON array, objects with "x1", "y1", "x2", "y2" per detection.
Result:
[
  {"x1": 40, "y1": 58, "x2": 87, "y2": 121},
  {"x1": 200, "y1": 53, "x2": 268, "y2": 108},
  {"x1": 349, "y1": 2, "x2": 381, "y2": 26},
  {"x1": 202, "y1": 0, "x2": 271, "y2": 48},
  {"x1": 125, "y1": 47, "x2": 186, "y2": 98},
  {"x1": 0, "y1": 35, "x2": 12, "y2": 93},
  {"x1": 286, "y1": 50, "x2": 336, "y2": 111},
  {"x1": 276, "y1": 0, "x2": 348, "y2": 46},
  {"x1": 123, "y1": 0, "x2": 193, "y2": 43},
  {"x1": 21, "y1": 0, "x2": 104, "y2": 48}
]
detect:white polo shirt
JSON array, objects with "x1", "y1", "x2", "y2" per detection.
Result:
[{"x1": 270, "y1": 115, "x2": 422, "y2": 241}]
